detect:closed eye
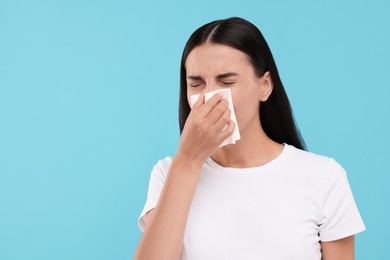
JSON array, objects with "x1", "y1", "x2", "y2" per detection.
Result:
[
  {"x1": 222, "y1": 82, "x2": 235, "y2": 85},
  {"x1": 189, "y1": 83, "x2": 202, "y2": 88}
]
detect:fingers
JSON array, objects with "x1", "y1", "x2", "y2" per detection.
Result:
[
  {"x1": 197, "y1": 94, "x2": 225, "y2": 119},
  {"x1": 213, "y1": 104, "x2": 230, "y2": 127},
  {"x1": 219, "y1": 119, "x2": 236, "y2": 140},
  {"x1": 206, "y1": 98, "x2": 229, "y2": 126},
  {"x1": 190, "y1": 93, "x2": 235, "y2": 144}
]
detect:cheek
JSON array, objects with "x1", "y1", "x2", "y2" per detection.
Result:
[
  {"x1": 231, "y1": 89, "x2": 254, "y2": 114},
  {"x1": 187, "y1": 87, "x2": 196, "y2": 97},
  {"x1": 231, "y1": 90, "x2": 260, "y2": 127}
]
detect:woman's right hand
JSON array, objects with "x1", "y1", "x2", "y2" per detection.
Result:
[{"x1": 176, "y1": 93, "x2": 236, "y2": 165}]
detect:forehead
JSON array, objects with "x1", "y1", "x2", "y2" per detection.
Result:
[{"x1": 185, "y1": 43, "x2": 252, "y2": 75}]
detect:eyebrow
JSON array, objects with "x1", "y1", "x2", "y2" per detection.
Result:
[
  {"x1": 216, "y1": 72, "x2": 239, "y2": 80},
  {"x1": 187, "y1": 72, "x2": 239, "y2": 81}
]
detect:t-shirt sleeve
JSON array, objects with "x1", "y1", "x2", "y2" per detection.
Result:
[
  {"x1": 318, "y1": 158, "x2": 366, "y2": 241},
  {"x1": 137, "y1": 157, "x2": 171, "y2": 232}
]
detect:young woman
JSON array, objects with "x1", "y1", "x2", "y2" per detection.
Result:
[{"x1": 134, "y1": 17, "x2": 365, "y2": 260}]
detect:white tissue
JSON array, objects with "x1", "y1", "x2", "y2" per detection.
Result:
[{"x1": 190, "y1": 88, "x2": 240, "y2": 147}]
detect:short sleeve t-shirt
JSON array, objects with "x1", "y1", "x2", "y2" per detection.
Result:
[{"x1": 138, "y1": 144, "x2": 366, "y2": 260}]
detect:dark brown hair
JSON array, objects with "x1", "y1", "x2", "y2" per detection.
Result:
[{"x1": 179, "y1": 17, "x2": 306, "y2": 150}]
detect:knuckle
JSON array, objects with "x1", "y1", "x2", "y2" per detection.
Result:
[
  {"x1": 226, "y1": 108, "x2": 231, "y2": 115},
  {"x1": 220, "y1": 115, "x2": 229, "y2": 123},
  {"x1": 215, "y1": 103, "x2": 226, "y2": 113}
]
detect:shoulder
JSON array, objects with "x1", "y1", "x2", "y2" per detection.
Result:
[
  {"x1": 155, "y1": 156, "x2": 173, "y2": 170},
  {"x1": 150, "y1": 156, "x2": 174, "y2": 179},
  {"x1": 285, "y1": 143, "x2": 330, "y2": 162},
  {"x1": 284, "y1": 144, "x2": 346, "y2": 177}
]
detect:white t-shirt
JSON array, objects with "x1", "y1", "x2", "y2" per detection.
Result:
[{"x1": 138, "y1": 144, "x2": 366, "y2": 260}]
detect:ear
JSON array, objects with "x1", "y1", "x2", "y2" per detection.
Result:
[{"x1": 259, "y1": 71, "x2": 273, "y2": 102}]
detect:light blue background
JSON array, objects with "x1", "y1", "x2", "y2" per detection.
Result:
[{"x1": 0, "y1": 0, "x2": 389, "y2": 259}]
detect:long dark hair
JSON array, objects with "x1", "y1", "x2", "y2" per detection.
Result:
[{"x1": 179, "y1": 17, "x2": 307, "y2": 150}]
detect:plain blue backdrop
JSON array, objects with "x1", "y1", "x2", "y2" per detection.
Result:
[{"x1": 0, "y1": 0, "x2": 389, "y2": 259}]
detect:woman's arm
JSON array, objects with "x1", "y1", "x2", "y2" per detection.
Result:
[
  {"x1": 134, "y1": 94, "x2": 235, "y2": 260},
  {"x1": 321, "y1": 235, "x2": 355, "y2": 260},
  {"x1": 134, "y1": 154, "x2": 203, "y2": 260}
]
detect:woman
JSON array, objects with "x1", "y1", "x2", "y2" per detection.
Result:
[{"x1": 134, "y1": 17, "x2": 365, "y2": 260}]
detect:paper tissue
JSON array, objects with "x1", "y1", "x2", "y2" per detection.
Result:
[{"x1": 190, "y1": 88, "x2": 240, "y2": 147}]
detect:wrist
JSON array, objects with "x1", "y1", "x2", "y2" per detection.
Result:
[{"x1": 174, "y1": 150, "x2": 205, "y2": 171}]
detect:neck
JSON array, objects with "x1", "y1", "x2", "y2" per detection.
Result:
[{"x1": 211, "y1": 119, "x2": 284, "y2": 168}]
